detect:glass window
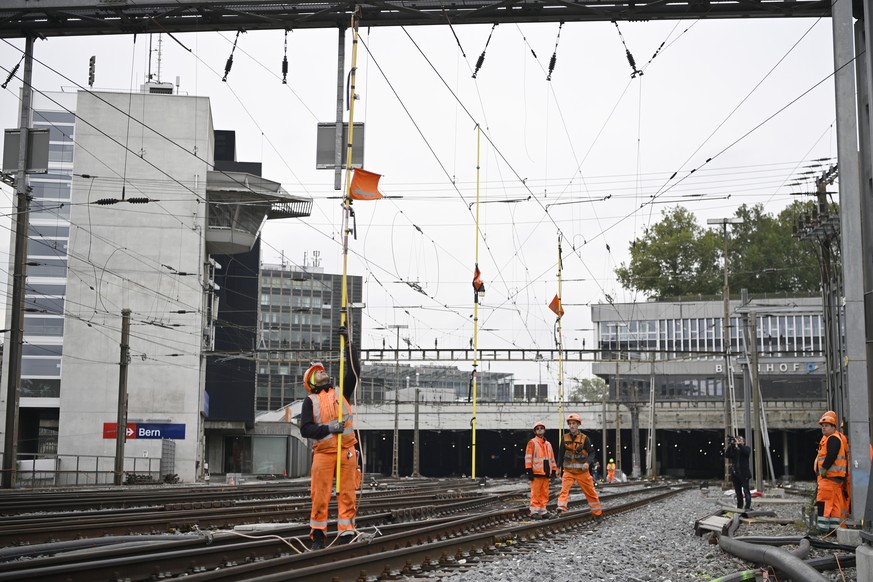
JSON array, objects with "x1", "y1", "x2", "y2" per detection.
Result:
[
  {"x1": 33, "y1": 111, "x2": 75, "y2": 124},
  {"x1": 22, "y1": 357, "x2": 62, "y2": 376},
  {"x1": 21, "y1": 378, "x2": 60, "y2": 398},
  {"x1": 25, "y1": 296, "x2": 63, "y2": 315},
  {"x1": 48, "y1": 143, "x2": 74, "y2": 163},
  {"x1": 23, "y1": 344, "x2": 62, "y2": 356},
  {"x1": 28, "y1": 224, "x2": 69, "y2": 238},
  {"x1": 29, "y1": 181, "x2": 71, "y2": 200},
  {"x1": 27, "y1": 238, "x2": 67, "y2": 258},
  {"x1": 30, "y1": 199, "x2": 70, "y2": 220},
  {"x1": 252, "y1": 437, "x2": 287, "y2": 475},
  {"x1": 27, "y1": 259, "x2": 67, "y2": 278},
  {"x1": 26, "y1": 282, "x2": 66, "y2": 295},
  {"x1": 23, "y1": 316, "x2": 64, "y2": 336}
]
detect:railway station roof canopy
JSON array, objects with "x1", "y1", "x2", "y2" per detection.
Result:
[{"x1": 0, "y1": 0, "x2": 832, "y2": 39}]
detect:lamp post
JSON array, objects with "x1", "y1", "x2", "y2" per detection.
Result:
[{"x1": 707, "y1": 217, "x2": 743, "y2": 486}]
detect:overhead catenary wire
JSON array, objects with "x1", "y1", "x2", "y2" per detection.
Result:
[{"x1": 0, "y1": 22, "x2": 836, "y2": 378}]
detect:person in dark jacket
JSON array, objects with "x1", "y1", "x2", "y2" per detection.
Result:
[{"x1": 725, "y1": 434, "x2": 752, "y2": 510}]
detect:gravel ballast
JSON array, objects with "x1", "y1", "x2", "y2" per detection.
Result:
[{"x1": 442, "y1": 482, "x2": 858, "y2": 582}]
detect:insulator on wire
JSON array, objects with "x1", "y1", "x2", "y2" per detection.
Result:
[
  {"x1": 222, "y1": 54, "x2": 233, "y2": 82},
  {"x1": 546, "y1": 22, "x2": 563, "y2": 82},
  {"x1": 222, "y1": 30, "x2": 243, "y2": 82},
  {"x1": 2, "y1": 59, "x2": 21, "y2": 90},
  {"x1": 472, "y1": 52, "x2": 485, "y2": 79},
  {"x1": 95, "y1": 198, "x2": 119, "y2": 205},
  {"x1": 472, "y1": 23, "x2": 498, "y2": 79},
  {"x1": 547, "y1": 54, "x2": 557, "y2": 81},
  {"x1": 127, "y1": 197, "x2": 150, "y2": 204},
  {"x1": 281, "y1": 29, "x2": 289, "y2": 84}
]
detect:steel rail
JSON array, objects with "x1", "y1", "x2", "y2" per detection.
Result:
[{"x1": 0, "y1": 483, "x2": 688, "y2": 581}]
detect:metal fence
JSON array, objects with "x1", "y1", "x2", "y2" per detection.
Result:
[{"x1": 0, "y1": 452, "x2": 162, "y2": 488}]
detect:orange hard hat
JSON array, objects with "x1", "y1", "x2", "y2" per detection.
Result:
[
  {"x1": 533, "y1": 421, "x2": 546, "y2": 431},
  {"x1": 566, "y1": 413, "x2": 582, "y2": 424},
  {"x1": 819, "y1": 410, "x2": 838, "y2": 426},
  {"x1": 303, "y1": 363, "x2": 326, "y2": 393}
]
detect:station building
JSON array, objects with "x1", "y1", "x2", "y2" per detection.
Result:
[{"x1": 590, "y1": 295, "x2": 828, "y2": 479}]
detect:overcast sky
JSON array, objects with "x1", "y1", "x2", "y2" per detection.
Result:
[{"x1": 0, "y1": 18, "x2": 838, "y2": 388}]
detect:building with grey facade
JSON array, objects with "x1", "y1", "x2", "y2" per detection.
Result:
[
  {"x1": 1, "y1": 86, "x2": 309, "y2": 485},
  {"x1": 256, "y1": 262, "x2": 362, "y2": 411}
]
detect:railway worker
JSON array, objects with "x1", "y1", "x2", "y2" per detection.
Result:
[
  {"x1": 525, "y1": 420, "x2": 557, "y2": 519},
  {"x1": 606, "y1": 458, "x2": 617, "y2": 483},
  {"x1": 814, "y1": 410, "x2": 850, "y2": 532},
  {"x1": 300, "y1": 329, "x2": 361, "y2": 550},
  {"x1": 724, "y1": 434, "x2": 752, "y2": 511},
  {"x1": 556, "y1": 413, "x2": 604, "y2": 522}
]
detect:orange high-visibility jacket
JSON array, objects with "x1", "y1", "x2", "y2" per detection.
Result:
[
  {"x1": 815, "y1": 431, "x2": 848, "y2": 481},
  {"x1": 308, "y1": 388, "x2": 357, "y2": 453},
  {"x1": 525, "y1": 436, "x2": 556, "y2": 476}
]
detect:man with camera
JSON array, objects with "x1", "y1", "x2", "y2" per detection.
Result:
[{"x1": 725, "y1": 434, "x2": 752, "y2": 511}]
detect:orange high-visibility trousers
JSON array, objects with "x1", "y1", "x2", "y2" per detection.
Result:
[
  {"x1": 529, "y1": 477, "x2": 550, "y2": 516},
  {"x1": 310, "y1": 447, "x2": 358, "y2": 534},
  {"x1": 816, "y1": 478, "x2": 849, "y2": 531},
  {"x1": 557, "y1": 470, "x2": 602, "y2": 516},
  {"x1": 607, "y1": 470, "x2": 615, "y2": 483}
]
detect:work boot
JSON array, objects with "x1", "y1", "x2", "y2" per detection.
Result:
[
  {"x1": 593, "y1": 514, "x2": 605, "y2": 525},
  {"x1": 337, "y1": 531, "x2": 355, "y2": 545},
  {"x1": 310, "y1": 530, "x2": 325, "y2": 550},
  {"x1": 542, "y1": 511, "x2": 555, "y2": 520}
]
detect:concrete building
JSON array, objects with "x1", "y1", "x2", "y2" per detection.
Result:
[
  {"x1": 590, "y1": 296, "x2": 827, "y2": 478},
  {"x1": 256, "y1": 263, "x2": 363, "y2": 411},
  {"x1": 2, "y1": 86, "x2": 309, "y2": 484}
]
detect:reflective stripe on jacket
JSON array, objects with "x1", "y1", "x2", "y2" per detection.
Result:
[
  {"x1": 561, "y1": 432, "x2": 590, "y2": 472},
  {"x1": 525, "y1": 436, "x2": 556, "y2": 476},
  {"x1": 815, "y1": 431, "x2": 848, "y2": 481},
  {"x1": 309, "y1": 388, "x2": 357, "y2": 453}
]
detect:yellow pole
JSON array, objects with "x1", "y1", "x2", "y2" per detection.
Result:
[
  {"x1": 336, "y1": 8, "x2": 361, "y2": 494},
  {"x1": 471, "y1": 126, "x2": 481, "y2": 480},
  {"x1": 557, "y1": 233, "x2": 564, "y2": 441}
]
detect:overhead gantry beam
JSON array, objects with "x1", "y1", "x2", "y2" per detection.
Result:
[{"x1": 0, "y1": 0, "x2": 832, "y2": 39}]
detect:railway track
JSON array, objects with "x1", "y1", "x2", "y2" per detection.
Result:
[
  {"x1": 0, "y1": 481, "x2": 689, "y2": 581},
  {"x1": 0, "y1": 479, "x2": 486, "y2": 546}
]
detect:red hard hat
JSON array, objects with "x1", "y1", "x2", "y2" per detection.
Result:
[
  {"x1": 533, "y1": 421, "x2": 546, "y2": 431},
  {"x1": 566, "y1": 413, "x2": 582, "y2": 424},
  {"x1": 819, "y1": 410, "x2": 838, "y2": 426},
  {"x1": 303, "y1": 363, "x2": 326, "y2": 393}
]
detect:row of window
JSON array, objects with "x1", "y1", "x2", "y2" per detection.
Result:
[
  {"x1": 260, "y1": 276, "x2": 332, "y2": 292},
  {"x1": 22, "y1": 112, "x2": 74, "y2": 394},
  {"x1": 599, "y1": 314, "x2": 824, "y2": 358},
  {"x1": 259, "y1": 293, "x2": 331, "y2": 308},
  {"x1": 260, "y1": 311, "x2": 331, "y2": 326}
]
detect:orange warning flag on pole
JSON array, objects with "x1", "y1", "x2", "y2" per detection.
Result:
[
  {"x1": 549, "y1": 294, "x2": 564, "y2": 317},
  {"x1": 349, "y1": 168, "x2": 384, "y2": 201}
]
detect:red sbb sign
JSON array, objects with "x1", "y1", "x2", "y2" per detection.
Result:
[{"x1": 103, "y1": 423, "x2": 137, "y2": 439}]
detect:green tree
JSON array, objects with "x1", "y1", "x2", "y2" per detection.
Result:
[
  {"x1": 569, "y1": 377, "x2": 607, "y2": 402},
  {"x1": 615, "y1": 202, "x2": 826, "y2": 297},
  {"x1": 615, "y1": 207, "x2": 721, "y2": 297}
]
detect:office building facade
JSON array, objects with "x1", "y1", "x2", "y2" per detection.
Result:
[{"x1": 2, "y1": 87, "x2": 309, "y2": 484}]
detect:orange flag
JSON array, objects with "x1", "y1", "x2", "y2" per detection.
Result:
[
  {"x1": 549, "y1": 294, "x2": 564, "y2": 317},
  {"x1": 472, "y1": 264, "x2": 485, "y2": 294},
  {"x1": 349, "y1": 168, "x2": 384, "y2": 201}
]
